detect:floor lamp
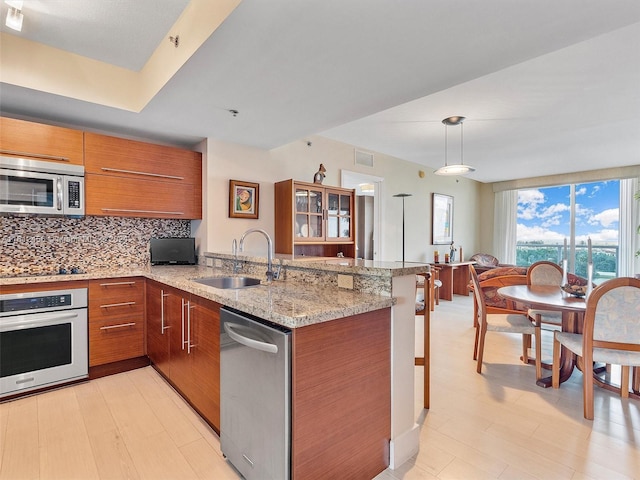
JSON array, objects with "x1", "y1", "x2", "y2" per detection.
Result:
[{"x1": 393, "y1": 193, "x2": 412, "y2": 263}]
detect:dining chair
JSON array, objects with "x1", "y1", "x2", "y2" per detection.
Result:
[
  {"x1": 526, "y1": 261, "x2": 563, "y2": 329},
  {"x1": 551, "y1": 277, "x2": 640, "y2": 420},
  {"x1": 470, "y1": 265, "x2": 542, "y2": 378},
  {"x1": 429, "y1": 266, "x2": 442, "y2": 311}
]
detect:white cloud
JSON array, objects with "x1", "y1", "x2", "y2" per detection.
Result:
[
  {"x1": 517, "y1": 189, "x2": 546, "y2": 220},
  {"x1": 575, "y1": 203, "x2": 593, "y2": 220},
  {"x1": 518, "y1": 189, "x2": 544, "y2": 204},
  {"x1": 540, "y1": 202, "x2": 569, "y2": 218},
  {"x1": 590, "y1": 208, "x2": 619, "y2": 227},
  {"x1": 576, "y1": 187, "x2": 587, "y2": 196},
  {"x1": 517, "y1": 223, "x2": 565, "y2": 242},
  {"x1": 541, "y1": 215, "x2": 563, "y2": 228},
  {"x1": 576, "y1": 229, "x2": 619, "y2": 243}
]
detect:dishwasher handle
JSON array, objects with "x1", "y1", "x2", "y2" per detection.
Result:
[{"x1": 224, "y1": 322, "x2": 278, "y2": 354}]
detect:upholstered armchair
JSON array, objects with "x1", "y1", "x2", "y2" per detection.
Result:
[{"x1": 469, "y1": 253, "x2": 514, "y2": 274}]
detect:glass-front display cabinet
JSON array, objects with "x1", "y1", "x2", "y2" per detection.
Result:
[{"x1": 275, "y1": 179, "x2": 355, "y2": 257}]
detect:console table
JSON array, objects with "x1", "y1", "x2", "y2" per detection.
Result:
[{"x1": 429, "y1": 261, "x2": 475, "y2": 301}]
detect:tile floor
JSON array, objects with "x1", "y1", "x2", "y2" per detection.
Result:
[{"x1": 1, "y1": 294, "x2": 638, "y2": 479}]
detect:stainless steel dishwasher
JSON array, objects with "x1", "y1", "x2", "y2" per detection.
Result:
[{"x1": 220, "y1": 306, "x2": 291, "y2": 480}]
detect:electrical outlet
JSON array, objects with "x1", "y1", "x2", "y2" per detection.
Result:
[{"x1": 337, "y1": 274, "x2": 354, "y2": 289}]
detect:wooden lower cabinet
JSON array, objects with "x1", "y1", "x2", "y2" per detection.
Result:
[
  {"x1": 88, "y1": 277, "x2": 145, "y2": 367},
  {"x1": 291, "y1": 307, "x2": 391, "y2": 479},
  {"x1": 183, "y1": 295, "x2": 221, "y2": 429},
  {"x1": 146, "y1": 280, "x2": 220, "y2": 430},
  {"x1": 145, "y1": 280, "x2": 171, "y2": 376}
]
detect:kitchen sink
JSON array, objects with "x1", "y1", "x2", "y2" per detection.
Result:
[{"x1": 194, "y1": 276, "x2": 262, "y2": 289}]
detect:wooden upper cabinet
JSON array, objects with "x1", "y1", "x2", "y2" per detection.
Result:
[
  {"x1": 84, "y1": 132, "x2": 200, "y2": 184},
  {"x1": 0, "y1": 117, "x2": 84, "y2": 165},
  {"x1": 274, "y1": 179, "x2": 355, "y2": 257},
  {"x1": 85, "y1": 174, "x2": 201, "y2": 219},
  {"x1": 84, "y1": 132, "x2": 202, "y2": 219}
]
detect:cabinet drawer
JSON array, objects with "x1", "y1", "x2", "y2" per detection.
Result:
[
  {"x1": 89, "y1": 277, "x2": 144, "y2": 300},
  {"x1": 89, "y1": 278, "x2": 144, "y2": 317},
  {"x1": 89, "y1": 315, "x2": 145, "y2": 366},
  {"x1": 90, "y1": 300, "x2": 144, "y2": 320},
  {"x1": 0, "y1": 117, "x2": 84, "y2": 165},
  {"x1": 84, "y1": 132, "x2": 201, "y2": 184},
  {"x1": 85, "y1": 174, "x2": 201, "y2": 219}
]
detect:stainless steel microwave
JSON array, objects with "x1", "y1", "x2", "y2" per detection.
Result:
[{"x1": 0, "y1": 156, "x2": 85, "y2": 216}]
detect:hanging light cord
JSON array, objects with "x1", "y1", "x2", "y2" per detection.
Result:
[
  {"x1": 460, "y1": 122, "x2": 464, "y2": 166},
  {"x1": 444, "y1": 124, "x2": 448, "y2": 167}
]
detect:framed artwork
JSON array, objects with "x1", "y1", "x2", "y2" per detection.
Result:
[
  {"x1": 432, "y1": 193, "x2": 453, "y2": 245},
  {"x1": 229, "y1": 180, "x2": 259, "y2": 219}
]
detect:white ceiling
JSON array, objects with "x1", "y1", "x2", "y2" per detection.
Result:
[{"x1": 1, "y1": 0, "x2": 639, "y2": 183}]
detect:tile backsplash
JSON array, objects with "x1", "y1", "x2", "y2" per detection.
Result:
[{"x1": 1, "y1": 216, "x2": 191, "y2": 276}]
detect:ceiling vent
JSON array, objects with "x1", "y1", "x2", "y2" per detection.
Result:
[{"x1": 354, "y1": 149, "x2": 374, "y2": 168}]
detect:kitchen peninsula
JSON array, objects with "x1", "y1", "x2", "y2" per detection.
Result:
[{"x1": 1, "y1": 254, "x2": 428, "y2": 477}]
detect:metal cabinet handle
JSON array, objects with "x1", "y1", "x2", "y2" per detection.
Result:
[
  {"x1": 101, "y1": 208, "x2": 185, "y2": 215},
  {"x1": 181, "y1": 298, "x2": 188, "y2": 350},
  {"x1": 161, "y1": 291, "x2": 170, "y2": 333},
  {"x1": 0, "y1": 149, "x2": 70, "y2": 162},
  {"x1": 99, "y1": 281, "x2": 136, "y2": 286},
  {"x1": 100, "y1": 301, "x2": 136, "y2": 308},
  {"x1": 101, "y1": 167, "x2": 184, "y2": 180},
  {"x1": 100, "y1": 322, "x2": 136, "y2": 331},
  {"x1": 187, "y1": 304, "x2": 197, "y2": 353}
]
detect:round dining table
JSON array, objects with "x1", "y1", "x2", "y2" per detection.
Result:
[{"x1": 498, "y1": 284, "x2": 586, "y2": 388}]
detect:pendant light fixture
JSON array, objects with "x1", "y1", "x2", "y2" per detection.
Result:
[{"x1": 434, "y1": 116, "x2": 475, "y2": 176}]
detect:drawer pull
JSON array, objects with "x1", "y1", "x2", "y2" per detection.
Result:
[
  {"x1": 99, "y1": 281, "x2": 136, "y2": 287},
  {"x1": 100, "y1": 301, "x2": 136, "y2": 308},
  {"x1": 101, "y1": 208, "x2": 184, "y2": 215},
  {"x1": 100, "y1": 322, "x2": 136, "y2": 331},
  {"x1": 0, "y1": 149, "x2": 70, "y2": 162},
  {"x1": 101, "y1": 167, "x2": 184, "y2": 180}
]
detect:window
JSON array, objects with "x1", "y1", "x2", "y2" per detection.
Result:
[{"x1": 516, "y1": 180, "x2": 620, "y2": 283}]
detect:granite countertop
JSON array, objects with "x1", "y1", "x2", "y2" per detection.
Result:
[
  {"x1": 1, "y1": 265, "x2": 396, "y2": 329},
  {"x1": 207, "y1": 251, "x2": 430, "y2": 277}
]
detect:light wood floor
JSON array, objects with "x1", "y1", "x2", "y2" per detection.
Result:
[{"x1": 1, "y1": 294, "x2": 639, "y2": 479}]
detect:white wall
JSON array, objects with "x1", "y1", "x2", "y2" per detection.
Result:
[{"x1": 195, "y1": 134, "x2": 483, "y2": 262}]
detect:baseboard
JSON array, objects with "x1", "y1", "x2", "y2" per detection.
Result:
[{"x1": 388, "y1": 422, "x2": 420, "y2": 469}]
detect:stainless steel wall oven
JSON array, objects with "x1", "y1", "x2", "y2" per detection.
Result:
[{"x1": 0, "y1": 288, "x2": 88, "y2": 398}]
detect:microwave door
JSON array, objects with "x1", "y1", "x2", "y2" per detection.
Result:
[{"x1": 0, "y1": 169, "x2": 56, "y2": 214}]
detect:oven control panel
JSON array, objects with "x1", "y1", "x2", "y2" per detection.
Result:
[
  {"x1": 1, "y1": 294, "x2": 71, "y2": 313},
  {"x1": 0, "y1": 288, "x2": 87, "y2": 316}
]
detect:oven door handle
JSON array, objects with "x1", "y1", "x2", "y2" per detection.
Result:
[{"x1": 0, "y1": 311, "x2": 80, "y2": 331}]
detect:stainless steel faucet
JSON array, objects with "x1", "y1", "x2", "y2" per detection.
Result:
[
  {"x1": 239, "y1": 228, "x2": 277, "y2": 282},
  {"x1": 231, "y1": 239, "x2": 240, "y2": 274}
]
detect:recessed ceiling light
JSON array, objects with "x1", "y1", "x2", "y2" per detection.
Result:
[{"x1": 5, "y1": 0, "x2": 24, "y2": 32}]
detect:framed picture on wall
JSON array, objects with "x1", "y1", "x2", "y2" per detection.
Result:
[
  {"x1": 432, "y1": 193, "x2": 453, "y2": 245},
  {"x1": 229, "y1": 179, "x2": 259, "y2": 219}
]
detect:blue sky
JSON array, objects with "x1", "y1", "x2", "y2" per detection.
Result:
[{"x1": 517, "y1": 181, "x2": 620, "y2": 245}]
